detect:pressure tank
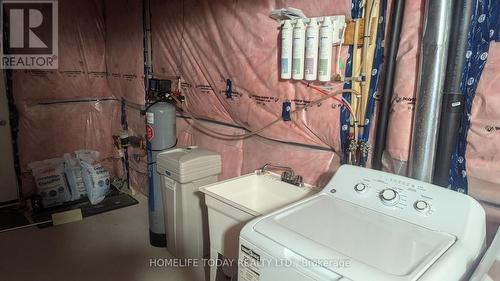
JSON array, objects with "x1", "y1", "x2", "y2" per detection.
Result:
[
  {"x1": 280, "y1": 20, "x2": 293, "y2": 80},
  {"x1": 318, "y1": 17, "x2": 334, "y2": 82},
  {"x1": 305, "y1": 18, "x2": 319, "y2": 81},
  {"x1": 292, "y1": 19, "x2": 306, "y2": 80},
  {"x1": 146, "y1": 101, "x2": 176, "y2": 247}
]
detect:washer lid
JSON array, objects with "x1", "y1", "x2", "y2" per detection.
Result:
[{"x1": 253, "y1": 194, "x2": 456, "y2": 281}]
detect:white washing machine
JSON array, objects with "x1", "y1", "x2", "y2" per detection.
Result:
[{"x1": 238, "y1": 165, "x2": 486, "y2": 281}]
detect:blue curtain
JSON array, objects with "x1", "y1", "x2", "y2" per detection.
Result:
[{"x1": 449, "y1": 0, "x2": 500, "y2": 193}]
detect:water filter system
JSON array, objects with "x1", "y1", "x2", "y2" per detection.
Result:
[
  {"x1": 305, "y1": 18, "x2": 319, "y2": 81},
  {"x1": 280, "y1": 20, "x2": 293, "y2": 80},
  {"x1": 292, "y1": 19, "x2": 306, "y2": 80},
  {"x1": 281, "y1": 16, "x2": 346, "y2": 82},
  {"x1": 318, "y1": 17, "x2": 334, "y2": 82}
]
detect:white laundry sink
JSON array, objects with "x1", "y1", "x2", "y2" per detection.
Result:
[
  {"x1": 199, "y1": 171, "x2": 317, "y2": 281},
  {"x1": 201, "y1": 171, "x2": 315, "y2": 217}
]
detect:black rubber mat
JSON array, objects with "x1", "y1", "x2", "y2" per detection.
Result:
[
  {"x1": 32, "y1": 190, "x2": 138, "y2": 228},
  {"x1": 0, "y1": 206, "x2": 29, "y2": 231}
]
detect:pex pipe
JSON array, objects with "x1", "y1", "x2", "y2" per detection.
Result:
[{"x1": 408, "y1": 0, "x2": 453, "y2": 182}]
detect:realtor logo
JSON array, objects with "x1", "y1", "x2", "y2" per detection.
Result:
[{"x1": 1, "y1": 0, "x2": 58, "y2": 69}]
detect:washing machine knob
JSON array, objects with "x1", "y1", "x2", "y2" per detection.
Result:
[
  {"x1": 379, "y1": 189, "x2": 399, "y2": 206},
  {"x1": 414, "y1": 200, "x2": 430, "y2": 213},
  {"x1": 354, "y1": 183, "x2": 367, "y2": 193}
]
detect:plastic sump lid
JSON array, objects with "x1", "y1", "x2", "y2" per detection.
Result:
[{"x1": 156, "y1": 146, "x2": 221, "y2": 183}]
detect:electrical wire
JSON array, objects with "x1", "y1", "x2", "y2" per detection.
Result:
[{"x1": 170, "y1": 88, "x2": 360, "y2": 141}]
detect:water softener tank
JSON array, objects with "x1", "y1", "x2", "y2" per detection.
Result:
[{"x1": 146, "y1": 101, "x2": 176, "y2": 247}]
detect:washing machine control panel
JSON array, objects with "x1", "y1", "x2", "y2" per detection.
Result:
[
  {"x1": 323, "y1": 165, "x2": 482, "y2": 230},
  {"x1": 354, "y1": 183, "x2": 367, "y2": 193},
  {"x1": 414, "y1": 200, "x2": 430, "y2": 213},
  {"x1": 379, "y1": 188, "x2": 400, "y2": 206},
  {"x1": 319, "y1": 165, "x2": 484, "y2": 240},
  {"x1": 345, "y1": 177, "x2": 435, "y2": 216},
  {"x1": 325, "y1": 165, "x2": 484, "y2": 233}
]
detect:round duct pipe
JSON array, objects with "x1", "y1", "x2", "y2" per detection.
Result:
[
  {"x1": 408, "y1": 0, "x2": 453, "y2": 182},
  {"x1": 433, "y1": 0, "x2": 475, "y2": 187}
]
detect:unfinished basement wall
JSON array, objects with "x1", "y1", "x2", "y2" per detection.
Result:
[
  {"x1": 151, "y1": 0, "x2": 500, "y2": 218},
  {"x1": 10, "y1": 0, "x2": 500, "y2": 212},
  {"x1": 13, "y1": 0, "x2": 146, "y2": 195},
  {"x1": 151, "y1": 0, "x2": 352, "y2": 186}
]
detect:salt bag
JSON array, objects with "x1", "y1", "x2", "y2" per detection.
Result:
[
  {"x1": 63, "y1": 153, "x2": 87, "y2": 201},
  {"x1": 28, "y1": 158, "x2": 72, "y2": 207},
  {"x1": 76, "y1": 150, "x2": 110, "y2": 204}
]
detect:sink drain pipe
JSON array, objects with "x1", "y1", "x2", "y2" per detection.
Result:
[
  {"x1": 433, "y1": 0, "x2": 474, "y2": 187},
  {"x1": 372, "y1": 0, "x2": 405, "y2": 170},
  {"x1": 408, "y1": 0, "x2": 453, "y2": 182}
]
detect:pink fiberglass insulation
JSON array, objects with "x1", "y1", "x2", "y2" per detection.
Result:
[
  {"x1": 385, "y1": 0, "x2": 500, "y2": 238},
  {"x1": 11, "y1": 0, "x2": 500, "y2": 212},
  {"x1": 176, "y1": 117, "x2": 339, "y2": 187},
  {"x1": 386, "y1": 0, "x2": 500, "y2": 196},
  {"x1": 151, "y1": 0, "x2": 351, "y2": 152},
  {"x1": 176, "y1": 118, "x2": 245, "y2": 180},
  {"x1": 151, "y1": 0, "x2": 351, "y2": 187},
  {"x1": 385, "y1": 0, "x2": 424, "y2": 162},
  {"x1": 16, "y1": 101, "x2": 122, "y2": 194},
  {"x1": 13, "y1": 0, "x2": 145, "y2": 195},
  {"x1": 467, "y1": 43, "x2": 500, "y2": 199},
  {"x1": 152, "y1": 0, "x2": 500, "y2": 194},
  {"x1": 241, "y1": 136, "x2": 340, "y2": 187}
]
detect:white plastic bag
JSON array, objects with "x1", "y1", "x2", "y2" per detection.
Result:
[
  {"x1": 63, "y1": 153, "x2": 87, "y2": 201},
  {"x1": 76, "y1": 150, "x2": 110, "y2": 204},
  {"x1": 28, "y1": 158, "x2": 71, "y2": 207}
]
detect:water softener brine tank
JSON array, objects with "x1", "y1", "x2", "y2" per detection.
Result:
[
  {"x1": 157, "y1": 147, "x2": 221, "y2": 259},
  {"x1": 146, "y1": 101, "x2": 176, "y2": 247}
]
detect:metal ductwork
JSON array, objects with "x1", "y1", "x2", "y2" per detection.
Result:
[
  {"x1": 408, "y1": 0, "x2": 453, "y2": 182},
  {"x1": 433, "y1": 0, "x2": 475, "y2": 187}
]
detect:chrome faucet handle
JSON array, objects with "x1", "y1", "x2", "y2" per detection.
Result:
[
  {"x1": 281, "y1": 170, "x2": 294, "y2": 182},
  {"x1": 293, "y1": 175, "x2": 304, "y2": 187}
]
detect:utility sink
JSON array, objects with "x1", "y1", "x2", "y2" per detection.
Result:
[
  {"x1": 201, "y1": 171, "x2": 316, "y2": 217},
  {"x1": 199, "y1": 171, "x2": 317, "y2": 281}
]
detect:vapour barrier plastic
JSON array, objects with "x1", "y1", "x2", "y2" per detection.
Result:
[
  {"x1": 176, "y1": 117, "x2": 339, "y2": 187},
  {"x1": 151, "y1": 0, "x2": 352, "y2": 152},
  {"x1": 241, "y1": 136, "x2": 339, "y2": 187},
  {"x1": 17, "y1": 101, "x2": 122, "y2": 195},
  {"x1": 11, "y1": 0, "x2": 500, "y2": 209},
  {"x1": 127, "y1": 107, "x2": 149, "y2": 194},
  {"x1": 467, "y1": 44, "x2": 500, "y2": 195},
  {"x1": 384, "y1": 0, "x2": 500, "y2": 237},
  {"x1": 176, "y1": 118, "x2": 245, "y2": 181},
  {"x1": 13, "y1": 0, "x2": 145, "y2": 195},
  {"x1": 151, "y1": 0, "x2": 352, "y2": 186},
  {"x1": 385, "y1": 0, "x2": 423, "y2": 162}
]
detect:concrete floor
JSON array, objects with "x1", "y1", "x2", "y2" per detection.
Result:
[{"x1": 0, "y1": 195, "x2": 207, "y2": 281}]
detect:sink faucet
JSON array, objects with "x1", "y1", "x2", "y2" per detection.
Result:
[{"x1": 259, "y1": 164, "x2": 305, "y2": 187}]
